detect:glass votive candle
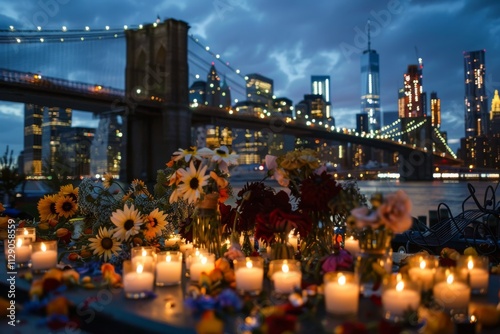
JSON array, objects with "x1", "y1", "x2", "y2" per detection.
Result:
[
  {"x1": 189, "y1": 253, "x2": 215, "y2": 282},
  {"x1": 185, "y1": 248, "x2": 209, "y2": 273},
  {"x1": 131, "y1": 246, "x2": 156, "y2": 272},
  {"x1": 407, "y1": 254, "x2": 438, "y2": 291},
  {"x1": 234, "y1": 257, "x2": 264, "y2": 295},
  {"x1": 457, "y1": 255, "x2": 489, "y2": 295},
  {"x1": 123, "y1": 259, "x2": 155, "y2": 299},
  {"x1": 382, "y1": 274, "x2": 420, "y2": 322},
  {"x1": 268, "y1": 260, "x2": 302, "y2": 295},
  {"x1": 165, "y1": 234, "x2": 182, "y2": 247},
  {"x1": 433, "y1": 268, "x2": 471, "y2": 317},
  {"x1": 14, "y1": 237, "x2": 32, "y2": 268},
  {"x1": 31, "y1": 240, "x2": 57, "y2": 273},
  {"x1": 16, "y1": 227, "x2": 36, "y2": 243},
  {"x1": 324, "y1": 271, "x2": 360, "y2": 316},
  {"x1": 343, "y1": 235, "x2": 360, "y2": 256},
  {"x1": 156, "y1": 251, "x2": 183, "y2": 286}
]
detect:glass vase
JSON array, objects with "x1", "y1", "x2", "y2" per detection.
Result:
[
  {"x1": 354, "y1": 227, "x2": 393, "y2": 297},
  {"x1": 193, "y1": 193, "x2": 222, "y2": 258},
  {"x1": 270, "y1": 242, "x2": 295, "y2": 260}
]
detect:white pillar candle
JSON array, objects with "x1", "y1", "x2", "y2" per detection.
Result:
[
  {"x1": 131, "y1": 247, "x2": 156, "y2": 272},
  {"x1": 179, "y1": 242, "x2": 193, "y2": 255},
  {"x1": 460, "y1": 257, "x2": 489, "y2": 294},
  {"x1": 190, "y1": 255, "x2": 214, "y2": 281},
  {"x1": 165, "y1": 235, "x2": 181, "y2": 247},
  {"x1": 272, "y1": 263, "x2": 301, "y2": 294},
  {"x1": 156, "y1": 252, "x2": 182, "y2": 286},
  {"x1": 382, "y1": 281, "x2": 421, "y2": 318},
  {"x1": 235, "y1": 260, "x2": 264, "y2": 293},
  {"x1": 408, "y1": 260, "x2": 435, "y2": 291},
  {"x1": 468, "y1": 268, "x2": 489, "y2": 292},
  {"x1": 31, "y1": 242, "x2": 57, "y2": 271},
  {"x1": 433, "y1": 274, "x2": 470, "y2": 312},
  {"x1": 124, "y1": 264, "x2": 155, "y2": 298},
  {"x1": 324, "y1": 273, "x2": 359, "y2": 315},
  {"x1": 343, "y1": 236, "x2": 360, "y2": 255},
  {"x1": 15, "y1": 238, "x2": 31, "y2": 263}
]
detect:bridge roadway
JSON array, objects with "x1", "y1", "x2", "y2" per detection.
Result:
[{"x1": 0, "y1": 70, "x2": 461, "y2": 165}]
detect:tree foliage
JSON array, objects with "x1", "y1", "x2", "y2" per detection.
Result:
[{"x1": 0, "y1": 146, "x2": 25, "y2": 205}]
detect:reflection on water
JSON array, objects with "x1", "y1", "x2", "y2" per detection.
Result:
[{"x1": 230, "y1": 178, "x2": 500, "y2": 221}]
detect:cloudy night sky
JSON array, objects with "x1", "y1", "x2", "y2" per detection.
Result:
[{"x1": 0, "y1": 0, "x2": 499, "y2": 159}]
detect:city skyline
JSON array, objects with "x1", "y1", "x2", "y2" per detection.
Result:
[{"x1": 0, "y1": 0, "x2": 499, "y2": 158}]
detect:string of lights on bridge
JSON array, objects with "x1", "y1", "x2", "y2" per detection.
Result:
[{"x1": 0, "y1": 23, "x2": 457, "y2": 159}]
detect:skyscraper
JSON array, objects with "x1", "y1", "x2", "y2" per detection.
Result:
[
  {"x1": 490, "y1": 89, "x2": 500, "y2": 135},
  {"x1": 430, "y1": 92, "x2": 441, "y2": 128},
  {"x1": 360, "y1": 22, "x2": 381, "y2": 133},
  {"x1": 41, "y1": 106, "x2": 72, "y2": 172},
  {"x1": 23, "y1": 104, "x2": 43, "y2": 175},
  {"x1": 464, "y1": 50, "x2": 488, "y2": 137},
  {"x1": 246, "y1": 73, "x2": 273, "y2": 109},
  {"x1": 205, "y1": 63, "x2": 221, "y2": 107},
  {"x1": 402, "y1": 65, "x2": 424, "y2": 118},
  {"x1": 311, "y1": 75, "x2": 331, "y2": 118}
]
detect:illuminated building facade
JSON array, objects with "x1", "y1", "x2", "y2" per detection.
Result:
[
  {"x1": 189, "y1": 81, "x2": 206, "y2": 107},
  {"x1": 205, "y1": 63, "x2": 221, "y2": 107},
  {"x1": 464, "y1": 50, "x2": 488, "y2": 137},
  {"x1": 311, "y1": 75, "x2": 331, "y2": 118},
  {"x1": 246, "y1": 73, "x2": 273, "y2": 109},
  {"x1": 490, "y1": 89, "x2": 500, "y2": 135},
  {"x1": 59, "y1": 127, "x2": 95, "y2": 177},
  {"x1": 430, "y1": 92, "x2": 441, "y2": 128},
  {"x1": 23, "y1": 104, "x2": 43, "y2": 175},
  {"x1": 360, "y1": 41, "x2": 381, "y2": 132},
  {"x1": 91, "y1": 114, "x2": 123, "y2": 178},
  {"x1": 41, "y1": 106, "x2": 72, "y2": 173},
  {"x1": 402, "y1": 65, "x2": 424, "y2": 118}
]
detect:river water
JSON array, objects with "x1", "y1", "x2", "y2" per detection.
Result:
[{"x1": 230, "y1": 179, "x2": 500, "y2": 223}]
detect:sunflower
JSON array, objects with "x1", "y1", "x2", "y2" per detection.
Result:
[
  {"x1": 55, "y1": 196, "x2": 79, "y2": 218},
  {"x1": 38, "y1": 194, "x2": 59, "y2": 221},
  {"x1": 88, "y1": 227, "x2": 122, "y2": 262},
  {"x1": 111, "y1": 204, "x2": 143, "y2": 241},
  {"x1": 102, "y1": 173, "x2": 114, "y2": 189},
  {"x1": 58, "y1": 184, "x2": 78, "y2": 203},
  {"x1": 144, "y1": 208, "x2": 168, "y2": 240},
  {"x1": 177, "y1": 160, "x2": 210, "y2": 204}
]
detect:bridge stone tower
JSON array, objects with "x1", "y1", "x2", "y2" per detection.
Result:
[
  {"x1": 122, "y1": 19, "x2": 191, "y2": 182},
  {"x1": 399, "y1": 116, "x2": 434, "y2": 181}
]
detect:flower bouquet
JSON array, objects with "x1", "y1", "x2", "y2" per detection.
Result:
[
  {"x1": 157, "y1": 146, "x2": 238, "y2": 258},
  {"x1": 347, "y1": 190, "x2": 413, "y2": 296}
]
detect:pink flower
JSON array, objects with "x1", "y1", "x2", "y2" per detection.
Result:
[
  {"x1": 350, "y1": 207, "x2": 381, "y2": 229},
  {"x1": 265, "y1": 155, "x2": 278, "y2": 170},
  {"x1": 321, "y1": 249, "x2": 353, "y2": 273},
  {"x1": 377, "y1": 190, "x2": 412, "y2": 233}
]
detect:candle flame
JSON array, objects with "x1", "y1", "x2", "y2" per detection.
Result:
[
  {"x1": 246, "y1": 261, "x2": 253, "y2": 269},
  {"x1": 338, "y1": 274, "x2": 346, "y2": 285},
  {"x1": 142, "y1": 248, "x2": 147, "y2": 257},
  {"x1": 137, "y1": 264, "x2": 143, "y2": 274},
  {"x1": 23, "y1": 228, "x2": 28, "y2": 235},
  {"x1": 201, "y1": 256, "x2": 207, "y2": 265},
  {"x1": 166, "y1": 255, "x2": 171, "y2": 262},
  {"x1": 420, "y1": 261, "x2": 426, "y2": 269},
  {"x1": 282, "y1": 264, "x2": 289, "y2": 273},
  {"x1": 41, "y1": 242, "x2": 46, "y2": 252},
  {"x1": 16, "y1": 238, "x2": 23, "y2": 247},
  {"x1": 447, "y1": 274, "x2": 454, "y2": 284},
  {"x1": 396, "y1": 273, "x2": 402, "y2": 282},
  {"x1": 467, "y1": 260, "x2": 474, "y2": 270},
  {"x1": 396, "y1": 281, "x2": 405, "y2": 291}
]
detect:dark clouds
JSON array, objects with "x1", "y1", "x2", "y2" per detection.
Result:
[{"x1": 0, "y1": 0, "x2": 499, "y2": 155}]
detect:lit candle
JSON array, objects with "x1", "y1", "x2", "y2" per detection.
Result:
[
  {"x1": 272, "y1": 262, "x2": 301, "y2": 294},
  {"x1": 165, "y1": 234, "x2": 181, "y2": 247},
  {"x1": 235, "y1": 259, "x2": 264, "y2": 294},
  {"x1": 156, "y1": 252, "x2": 182, "y2": 286},
  {"x1": 382, "y1": 280, "x2": 421, "y2": 319},
  {"x1": 131, "y1": 247, "x2": 156, "y2": 272},
  {"x1": 179, "y1": 242, "x2": 194, "y2": 255},
  {"x1": 15, "y1": 238, "x2": 31, "y2": 264},
  {"x1": 124, "y1": 263, "x2": 155, "y2": 298},
  {"x1": 190, "y1": 254, "x2": 215, "y2": 281},
  {"x1": 16, "y1": 227, "x2": 36, "y2": 243},
  {"x1": 465, "y1": 259, "x2": 489, "y2": 294},
  {"x1": 324, "y1": 272, "x2": 359, "y2": 315},
  {"x1": 31, "y1": 241, "x2": 57, "y2": 272},
  {"x1": 433, "y1": 273, "x2": 470, "y2": 313},
  {"x1": 408, "y1": 259, "x2": 435, "y2": 291},
  {"x1": 288, "y1": 233, "x2": 298, "y2": 252},
  {"x1": 343, "y1": 236, "x2": 360, "y2": 255}
]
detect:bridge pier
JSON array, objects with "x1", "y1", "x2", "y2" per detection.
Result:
[
  {"x1": 399, "y1": 116, "x2": 434, "y2": 181},
  {"x1": 121, "y1": 19, "x2": 191, "y2": 182}
]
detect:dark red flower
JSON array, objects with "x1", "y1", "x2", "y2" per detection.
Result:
[
  {"x1": 265, "y1": 314, "x2": 297, "y2": 334},
  {"x1": 321, "y1": 249, "x2": 354, "y2": 273},
  {"x1": 254, "y1": 208, "x2": 311, "y2": 245},
  {"x1": 299, "y1": 172, "x2": 342, "y2": 213}
]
